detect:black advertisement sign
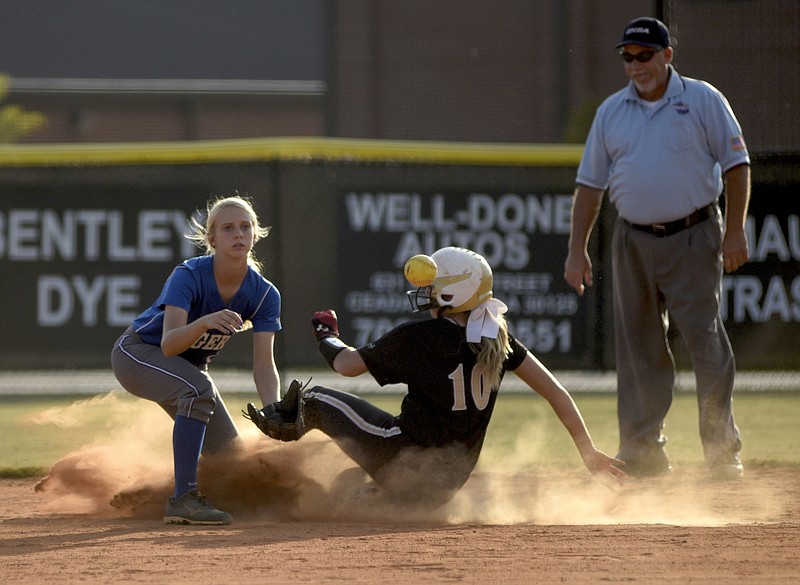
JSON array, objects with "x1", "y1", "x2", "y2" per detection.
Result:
[
  {"x1": 334, "y1": 189, "x2": 596, "y2": 368},
  {"x1": 0, "y1": 147, "x2": 796, "y2": 371},
  {"x1": 718, "y1": 183, "x2": 800, "y2": 369},
  {"x1": 0, "y1": 185, "x2": 202, "y2": 367}
]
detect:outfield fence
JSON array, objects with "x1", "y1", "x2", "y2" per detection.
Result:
[
  {"x1": 0, "y1": 369, "x2": 797, "y2": 396},
  {"x1": 1, "y1": 139, "x2": 798, "y2": 372}
]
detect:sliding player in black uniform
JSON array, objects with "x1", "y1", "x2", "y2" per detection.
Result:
[{"x1": 246, "y1": 247, "x2": 624, "y2": 507}]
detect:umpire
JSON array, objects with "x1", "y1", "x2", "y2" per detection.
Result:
[{"x1": 564, "y1": 17, "x2": 751, "y2": 479}]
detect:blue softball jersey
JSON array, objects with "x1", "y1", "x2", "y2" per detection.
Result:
[{"x1": 131, "y1": 255, "x2": 281, "y2": 367}]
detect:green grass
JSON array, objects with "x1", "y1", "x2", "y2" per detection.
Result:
[
  {"x1": 483, "y1": 391, "x2": 800, "y2": 472},
  {"x1": 1, "y1": 391, "x2": 798, "y2": 477},
  {"x1": 0, "y1": 394, "x2": 122, "y2": 477}
]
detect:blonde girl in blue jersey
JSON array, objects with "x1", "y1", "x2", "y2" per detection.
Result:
[{"x1": 112, "y1": 195, "x2": 282, "y2": 525}]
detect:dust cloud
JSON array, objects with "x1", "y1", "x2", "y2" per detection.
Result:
[{"x1": 31, "y1": 392, "x2": 782, "y2": 526}]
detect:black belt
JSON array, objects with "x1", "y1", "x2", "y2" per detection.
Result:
[{"x1": 625, "y1": 204, "x2": 715, "y2": 237}]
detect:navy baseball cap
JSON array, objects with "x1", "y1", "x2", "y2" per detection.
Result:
[{"x1": 615, "y1": 17, "x2": 671, "y2": 49}]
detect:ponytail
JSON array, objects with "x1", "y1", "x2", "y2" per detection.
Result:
[{"x1": 469, "y1": 313, "x2": 511, "y2": 391}]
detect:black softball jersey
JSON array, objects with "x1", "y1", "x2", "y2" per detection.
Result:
[{"x1": 357, "y1": 317, "x2": 528, "y2": 450}]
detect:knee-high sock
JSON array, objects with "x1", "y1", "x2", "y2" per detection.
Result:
[{"x1": 172, "y1": 415, "x2": 207, "y2": 499}]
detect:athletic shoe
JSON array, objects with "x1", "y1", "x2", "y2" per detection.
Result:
[
  {"x1": 710, "y1": 453, "x2": 744, "y2": 480},
  {"x1": 617, "y1": 448, "x2": 672, "y2": 478},
  {"x1": 163, "y1": 489, "x2": 232, "y2": 525},
  {"x1": 621, "y1": 460, "x2": 672, "y2": 478}
]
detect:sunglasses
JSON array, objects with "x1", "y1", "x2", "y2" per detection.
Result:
[{"x1": 619, "y1": 49, "x2": 662, "y2": 63}]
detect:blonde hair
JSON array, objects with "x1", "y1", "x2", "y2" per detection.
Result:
[
  {"x1": 187, "y1": 195, "x2": 271, "y2": 273},
  {"x1": 469, "y1": 312, "x2": 511, "y2": 392}
]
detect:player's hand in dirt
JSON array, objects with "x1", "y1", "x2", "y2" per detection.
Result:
[{"x1": 581, "y1": 448, "x2": 627, "y2": 486}]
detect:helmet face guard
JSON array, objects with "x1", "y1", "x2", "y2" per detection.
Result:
[{"x1": 406, "y1": 286, "x2": 435, "y2": 312}]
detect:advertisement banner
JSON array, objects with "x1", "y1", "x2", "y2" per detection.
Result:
[
  {"x1": 334, "y1": 189, "x2": 597, "y2": 368},
  {"x1": 0, "y1": 161, "x2": 279, "y2": 370},
  {"x1": 0, "y1": 143, "x2": 796, "y2": 371},
  {"x1": 0, "y1": 185, "x2": 203, "y2": 367},
  {"x1": 719, "y1": 183, "x2": 800, "y2": 369}
]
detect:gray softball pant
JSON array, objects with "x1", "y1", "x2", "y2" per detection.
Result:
[{"x1": 111, "y1": 328, "x2": 240, "y2": 454}]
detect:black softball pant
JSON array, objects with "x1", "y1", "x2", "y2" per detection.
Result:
[{"x1": 304, "y1": 386, "x2": 476, "y2": 506}]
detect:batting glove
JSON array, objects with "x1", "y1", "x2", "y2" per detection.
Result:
[{"x1": 311, "y1": 309, "x2": 340, "y2": 341}]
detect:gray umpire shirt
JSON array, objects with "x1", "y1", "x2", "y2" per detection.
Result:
[{"x1": 576, "y1": 65, "x2": 750, "y2": 225}]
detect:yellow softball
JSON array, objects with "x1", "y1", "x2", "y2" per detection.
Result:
[{"x1": 403, "y1": 254, "x2": 438, "y2": 287}]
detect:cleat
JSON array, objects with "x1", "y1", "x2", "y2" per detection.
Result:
[{"x1": 163, "y1": 489, "x2": 232, "y2": 525}]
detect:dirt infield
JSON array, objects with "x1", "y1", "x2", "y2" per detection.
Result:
[{"x1": 2, "y1": 432, "x2": 798, "y2": 585}]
